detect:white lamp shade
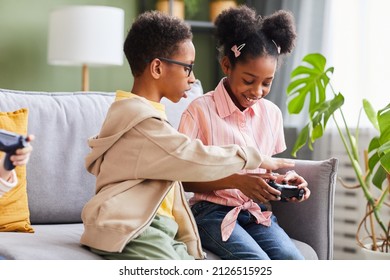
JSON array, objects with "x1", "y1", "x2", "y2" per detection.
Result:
[{"x1": 48, "y1": 5, "x2": 124, "y2": 66}]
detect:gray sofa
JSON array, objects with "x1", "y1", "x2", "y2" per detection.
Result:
[{"x1": 0, "y1": 86, "x2": 338, "y2": 260}]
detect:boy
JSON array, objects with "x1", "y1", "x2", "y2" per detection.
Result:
[{"x1": 80, "y1": 11, "x2": 293, "y2": 260}]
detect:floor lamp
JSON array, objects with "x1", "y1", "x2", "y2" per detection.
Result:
[{"x1": 47, "y1": 5, "x2": 124, "y2": 91}]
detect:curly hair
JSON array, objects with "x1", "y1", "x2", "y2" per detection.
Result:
[
  {"x1": 214, "y1": 5, "x2": 296, "y2": 66},
  {"x1": 124, "y1": 11, "x2": 192, "y2": 77}
]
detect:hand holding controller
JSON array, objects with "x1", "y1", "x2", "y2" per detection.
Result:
[
  {"x1": 0, "y1": 129, "x2": 29, "y2": 171},
  {"x1": 268, "y1": 180, "x2": 305, "y2": 202}
]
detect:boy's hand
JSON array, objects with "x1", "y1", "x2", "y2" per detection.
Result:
[{"x1": 259, "y1": 155, "x2": 295, "y2": 170}]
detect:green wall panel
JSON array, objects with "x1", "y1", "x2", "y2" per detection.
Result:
[
  {"x1": 0, "y1": 0, "x2": 226, "y2": 93},
  {"x1": 0, "y1": 0, "x2": 138, "y2": 92}
]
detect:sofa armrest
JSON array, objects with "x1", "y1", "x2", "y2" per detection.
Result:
[{"x1": 272, "y1": 158, "x2": 338, "y2": 260}]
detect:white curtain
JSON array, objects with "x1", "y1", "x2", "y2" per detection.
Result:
[
  {"x1": 250, "y1": 0, "x2": 329, "y2": 159},
  {"x1": 252, "y1": 0, "x2": 329, "y2": 127},
  {"x1": 323, "y1": 0, "x2": 390, "y2": 128},
  {"x1": 253, "y1": 0, "x2": 390, "y2": 160}
]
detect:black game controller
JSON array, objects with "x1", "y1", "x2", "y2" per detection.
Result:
[
  {"x1": 0, "y1": 129, "x2": 29, "y2": 171},
  {"x1": 268, "y1": 180, "x2": 305, "y2": 202}
]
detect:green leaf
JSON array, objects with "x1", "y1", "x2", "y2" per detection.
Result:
[
  {"x1": 363, "y1": 99, "x2": 379, "y2": 131},
  {"x1": 378, "y1": 140, "x2": 390, "y2": 154},
  {"x1": 287, "y1": 53, "x2": 334, "y2": 116},
  {"x1": 378, "y1": 141, "x2": 390, "y2": 155},
  {"x1": 287, "y1": 89, "x2": 309, "y2": 114},
  {"x1": 368, "y1": 150, "x2": 380, "y2": 172},
  {"x1": 289, "y1": 66, "x2": 318, "y2": 78},
  {"x1": 350, "y1": 134, "x2": 359, "y2": 161},
  {"x1": 368, "y1": 137, "x2": 380, "y2": 153},
  {"x1": 372, "y1": 165, "x2": 387, "y2": 190},
  {"x1": 291, "y1": 125, "x2": 310, "y2": 157},
  {"x1": 377, "y1": 103, "x2": 390, "y2": 175},
  {"x1": 302, "y1": 53, "x2": 327, "y2": 71},
  {"x1": 379, "y1": 150, "x2": 390, "y2": 174},
  {"x1": 323, "y1": 93, "x2": 344, "y2": 128},
  {"x1": 311, "y1": 123, "x2": 323, "y2": 142},
  {"x1": 378, "y1": 103, "x2": 390, "y2": 145}
]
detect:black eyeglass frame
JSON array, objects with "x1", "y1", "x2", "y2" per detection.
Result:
[{"x1": 157, "y1": 57, "x2": 194, "y2": 77}]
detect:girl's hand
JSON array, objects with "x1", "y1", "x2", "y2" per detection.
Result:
[
  {"x1": 235, "y1": 172, "x2": 281, "y2": 203},
  {"x1": 0, "y1": 135, "x2": 34, "y2": 181},
  {"x1": 10, "y1": 135, "x2": 35, "y2": 167},
  {"x1": 276, "y1": 170, "x2": 310, "y2": 202}
]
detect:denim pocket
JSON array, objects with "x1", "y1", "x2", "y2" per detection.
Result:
[
  {"x1": 191, "y1": 201, "x2": 232, "y2": 220},
  {"x1": 191, "y1": 201, "x2": 221, "y2": 218},
  {"x1": 191, "y1": 201, "x2": 208, "y2": 217}
]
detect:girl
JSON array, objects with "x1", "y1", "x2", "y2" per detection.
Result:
[{"x1": 178, "y1": 6, "x2": 310, "y2": 260}]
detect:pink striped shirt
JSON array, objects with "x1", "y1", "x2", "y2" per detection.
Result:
[{"x1": 178, "y1": 78, "x2": 286, "y2": 241}]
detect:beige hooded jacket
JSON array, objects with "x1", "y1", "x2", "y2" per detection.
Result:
[{"x1": 80, "y1": 96, "x2": 263, "y2": 259}]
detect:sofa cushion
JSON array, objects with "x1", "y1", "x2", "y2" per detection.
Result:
[
  {"x1": 0, "y1": 108, "x2": 34, "y2": 232},
  {"x1": 0, "y1": 224, "x2": 102, "y2": 259},
  {"x1": 203, "y1": 239, "x2": 317, "y2": 260},
  {"x1": 161, "y1": 79, "x2": 203, "y2": 129},
  {"x1": 273, "y1": 157, "x2": 338, "y2": 260},
  {"x1": 0, "y1": 89, "x2": 115, "y2": 224}
]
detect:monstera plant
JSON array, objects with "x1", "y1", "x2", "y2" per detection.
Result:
[{"x1": 286, "y1": 53, "x2": 390, "y2": 253}]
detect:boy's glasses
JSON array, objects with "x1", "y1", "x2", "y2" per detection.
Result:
[{"x1": 157, "y1": 57, "x2": 194, "y2": 77}]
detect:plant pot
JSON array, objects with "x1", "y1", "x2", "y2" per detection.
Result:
[
  {"x1": 360, "y1": 243, "x2": 390, "y2": 260},
  {"x1": 209, "y1": 0, "x2": 237, "y2": 22},
  {"x1": 156, "y1": 0, "x2": 185, "y2": 19}
]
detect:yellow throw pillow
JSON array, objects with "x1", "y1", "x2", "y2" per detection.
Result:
[{"x1": 0, "y1": 108, "x2": 34, "y2": 232}]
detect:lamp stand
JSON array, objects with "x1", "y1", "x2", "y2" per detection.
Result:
[{"x1": 82, "y1": 64, "x2": 89, "y2": 92}]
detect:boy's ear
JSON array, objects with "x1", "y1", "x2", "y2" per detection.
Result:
[
  {"x1": 221, "y1": 56, "x2": 231, "y2": 75},
  {"x1": 150, "y1": 59, "x2": 162, "y2": 79}
]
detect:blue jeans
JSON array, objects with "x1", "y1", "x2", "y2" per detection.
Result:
[{"x1": 191, "y1": 201, "x2": 304, "y2": 260}]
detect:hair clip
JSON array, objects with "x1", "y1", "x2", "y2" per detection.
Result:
[
  {"x1": 272, "y1": 40, "x2": 281, "y2": 54},
  {"x1": 231, "y1": 43, "x2": 246, "y2": 58}
]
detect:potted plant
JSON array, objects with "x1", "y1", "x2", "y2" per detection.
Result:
[
  {"x1": 184, "y1": 0, "x2": 200, "y2": 19},
  {"x1": 286, "y1": 53, "x2": 390, "y2": 256},
  {"x1": 155, "y1": 0, "x2": 185, "y2": 19},
  {"x1": 209, "y1": 0, "x2": 237, "y2": 22}
]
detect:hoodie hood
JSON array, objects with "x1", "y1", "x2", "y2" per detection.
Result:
[{"x1": 85, "y1": 97, "x2": 163, "y2": 177}]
